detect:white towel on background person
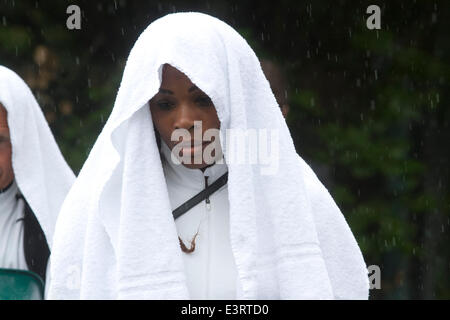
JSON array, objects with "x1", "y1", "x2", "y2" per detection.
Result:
[
  {"x1": 47, "y1": 12, "x2": 369, "y2": 299},
  {"x1": 0, "y1": 66, "x2": 76, "y2": 250}
]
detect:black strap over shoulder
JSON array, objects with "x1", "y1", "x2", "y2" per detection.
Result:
[
  {"x1": 16, "y1": 194, "x2": 50, "y2": 282},
  {"x1": 172, "y1": 171, "x2": 228, "y2": 220}
]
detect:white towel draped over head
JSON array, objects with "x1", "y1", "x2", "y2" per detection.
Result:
[
  {"x1": 0, "y1": 65, "x2": 75, "y2": 249},
  {"x1": 47, "y1": 12, "x2": 369, "y2": 299}
]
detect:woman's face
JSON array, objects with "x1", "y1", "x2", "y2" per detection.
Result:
[
  {"x1": 0, "y1": 104, "x2": 14, "y2": 189},
  {"x1": 149, "y1": 64, "x2": 221, "y2": 169}
]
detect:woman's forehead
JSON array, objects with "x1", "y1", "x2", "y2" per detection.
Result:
[
  {"x1": 161, "y1": 64, "x2": 192, "y2": 84},
  {"x1": 159, "y1": 64, "x2": 206, "y2": 95}
]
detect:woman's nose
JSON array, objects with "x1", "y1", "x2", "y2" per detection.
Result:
[{"x1": 173, "y1": 103, "x2": 196, "y2": 131}]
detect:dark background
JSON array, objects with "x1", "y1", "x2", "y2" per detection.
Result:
[{"x1": 1, "y1": 0, "x2": 449, "y2": 299}]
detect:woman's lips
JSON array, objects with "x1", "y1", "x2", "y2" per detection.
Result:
[{"x1": 177, "y1": 140, "x2": 210, "y2": 156}]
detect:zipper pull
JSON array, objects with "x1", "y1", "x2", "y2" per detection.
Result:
[{"x1": 204, "y1": 175, "x2": 211, "y2": 211}]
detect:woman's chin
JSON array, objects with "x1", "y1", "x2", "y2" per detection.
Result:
[{"x1": 180, "y1": 161, "x2": 213, "y2": 170}]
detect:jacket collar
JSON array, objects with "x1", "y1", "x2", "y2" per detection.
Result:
[
  {"x1": 0, "y1": 179, "x2": 19, "y2": 215},
  {"x1": 160, "y1": 140, "x2": 228, "y2": 190}
]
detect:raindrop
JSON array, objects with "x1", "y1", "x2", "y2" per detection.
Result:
[
  {"x1": 431, "y1": 13, "x2": 437, "y2": 24},
  {"x1": 307, "y1": 4, "x2": 312, "y2": 17},
  {"x1": 374, "y1": 69, "x2": 378, "y2": 80}
]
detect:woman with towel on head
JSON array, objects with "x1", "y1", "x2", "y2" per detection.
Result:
[
  {"x1": 47, "y1": 12, "x2": 369, "y2": 300},
  {"x1": 0, "y1": 66, "x2": 75, "y2": 284}
]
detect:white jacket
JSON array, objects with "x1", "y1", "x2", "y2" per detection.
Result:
[{"x1": 161, "y1": 141, "x2": 239, "y2": 299}]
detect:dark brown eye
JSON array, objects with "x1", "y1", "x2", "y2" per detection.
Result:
[
  {"x1": 195, "y1": 95, "x2": 213, "y2": 107},
  {"x1": 155, "y1": 100, "x2": 175, "y2": 110}
]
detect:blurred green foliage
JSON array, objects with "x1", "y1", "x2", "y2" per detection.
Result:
[{"x1": 0, "y1": 0, "x2": 449, "y2": 299}]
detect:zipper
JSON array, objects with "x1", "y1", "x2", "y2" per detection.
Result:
[
  {"x1": 204, "y1": 174, "x2": 211, "y2": 298},
  {"x1": 204, "y1": 175, "x2": 211, "y2": 211}
]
